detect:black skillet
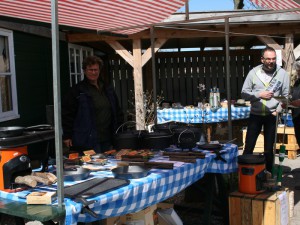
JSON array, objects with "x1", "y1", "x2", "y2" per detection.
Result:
[{"x1": 197, "y1": 143, "x2": 226, "y2": 162}]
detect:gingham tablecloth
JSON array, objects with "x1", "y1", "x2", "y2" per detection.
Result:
[
  {"x1": 0, "y1": 144, "x2": 238, "y2": 225},
  {"x1": 157, "y1": 106, "x2": 250, "y2": 124}
]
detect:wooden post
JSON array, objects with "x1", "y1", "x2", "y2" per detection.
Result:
[{"x1": 133, "y1": 39, "x2": 145, "y2": 129}]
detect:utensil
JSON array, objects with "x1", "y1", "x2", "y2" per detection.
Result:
[{"x1": 111, "y1": 165, "x2": 149, "y2": 179}]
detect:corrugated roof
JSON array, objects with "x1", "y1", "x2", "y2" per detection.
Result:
[{"x1": 0, "y1": 0, "x2": 186, "y2": 34}]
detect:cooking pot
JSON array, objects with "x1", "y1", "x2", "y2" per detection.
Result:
[
  {"x1": 140, "y1": 131, "x2": 173, "y2": 149},
  {"x1": 111, "y1": 165, "x2": 149, "y2": 179},
  {"x1": 113, "y1": 121, "x2": 145, "y2": 150},
  {"x1": 152, "y1": 122, "x2": 178, "y2": 134},
  {"x1": 0, "y1": 124, "x2": 53, "y2": 138},
  {"x1": 63, "y1": 166, "x2": 91, "y2": 181},
  {"x1": 173, "y1": 126, "x2": 201, "y2": 149}
]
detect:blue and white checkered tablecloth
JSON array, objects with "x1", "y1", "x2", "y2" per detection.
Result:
[
  {"x1": 0, "y1": 144, "x2": 238, "y2": 225},
  {"x1": 157, "y1": 106, "x2": 250, "y2": 124}
]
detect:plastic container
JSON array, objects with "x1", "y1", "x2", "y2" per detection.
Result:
[
  {"x1": 282, "y1": 114, "x2": 294, "y2": 127},
  {"x1": 238, "y1": 155, "x2": 266, "y2": 194}
]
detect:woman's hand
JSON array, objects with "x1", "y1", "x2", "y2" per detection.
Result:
[{"x1": 291, "y1": 99, "x2": 300, "y2": 107}]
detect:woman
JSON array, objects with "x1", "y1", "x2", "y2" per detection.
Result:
[{"x1": 62, "y1": 56, "x2": 123, "y2": 153}]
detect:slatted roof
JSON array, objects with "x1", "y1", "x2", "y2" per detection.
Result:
[{"x1": 0, "y1": 0, "x2": 186, "y2": 34}]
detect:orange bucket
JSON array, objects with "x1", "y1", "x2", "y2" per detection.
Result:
[{"x1": 238, "y1": 155, "x2": 266, "y2": 194}]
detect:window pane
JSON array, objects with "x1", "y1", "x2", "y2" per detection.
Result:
[
  {"x1": 0, "y1": 36, "x2": 9, "y2": 73},
  {"x1": 76, "y1": 49, "x2": 80, "y2": 73},
  {"x1": 0, "y1": 76, "x2": 12, "y2": 112},
  {"x1": 69, "y1": 48, "x2": 75, "y2": 73}
]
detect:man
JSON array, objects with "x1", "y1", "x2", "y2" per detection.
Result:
[
  {"x1": 241, "y1": 46, "x2": 290, "y2": 172},
  {"x1": 289, "y1": 61, "x2": 300, "y2": 147},
  {"x1": 62, "y1": 56, "x2": 123, "y2": 153}
]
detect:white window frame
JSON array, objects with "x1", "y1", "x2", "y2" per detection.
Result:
[
  {"x1": 68, "y1": 44, "x2": 93, "y2": 87},
  {"x1": 0, "y1": 28, "x2": 19, "y2": 122}
]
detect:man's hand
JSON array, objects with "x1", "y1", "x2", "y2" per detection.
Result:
[
  {"x1": 259, "y1": 91, "x2": 274, "y2": 100},
  {"x1": 63, "y1": 139, "x2": 73, "y2": 147}
]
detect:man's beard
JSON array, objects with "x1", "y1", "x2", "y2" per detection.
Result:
[{"x1": 262, "y1": 64, "x2": 276, "y2": 73}]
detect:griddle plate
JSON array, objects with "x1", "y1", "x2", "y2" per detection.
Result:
[{"x1": 64, "y1": 177, "x2": 130, "y2": 198}]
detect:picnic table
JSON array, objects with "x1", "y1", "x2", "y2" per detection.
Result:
[{"x1": 0, "y1": 144, "x2": 238, "y2": 225}]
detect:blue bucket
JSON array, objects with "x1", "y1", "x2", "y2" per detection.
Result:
[{"x1": 282, "y1": 114, "x2": 294, "y2": 127}]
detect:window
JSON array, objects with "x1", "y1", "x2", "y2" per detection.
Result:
[
  {"x1": 68, "y1": 44, "x2": 93, "y2": 87},
  {"x1": 0, "y1": 29, "x2": 19, "y2": 122}
]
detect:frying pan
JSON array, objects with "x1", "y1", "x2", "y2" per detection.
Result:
[
  {"x1": 63, "y1": 166, "x2": 91, "y2": 181},
  {"x1": 111, "y1": 165, "x2": 149, "y2": 179},
  {"x1": 196, "y1": 143, "x2": 226, "y2": 162},
  {"x1": 0, "y1": 126, "x2": 25, "y2": 137},
  {"x1": 0, "y1": 124, "x2": 53, "y2": 138}
]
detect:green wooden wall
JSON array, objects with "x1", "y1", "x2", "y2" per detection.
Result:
[{"x1": 0, "y1": 31, "x2": 70, "y2": 127}]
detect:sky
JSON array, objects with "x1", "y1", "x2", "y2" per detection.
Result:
[{"x1": 178, "y1": 0, "x2": 235, "y2": 12}]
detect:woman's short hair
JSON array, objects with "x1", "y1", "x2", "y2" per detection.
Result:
[
  {"x1": 82, "y1": 56, "x2": 103, "y2": 70},
  {"x1": 293, "y1": 60, "x2": 300, "y2": 71}
]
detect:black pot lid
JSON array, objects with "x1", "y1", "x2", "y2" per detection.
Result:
[{"x1": 196, "y1": 143, "x2": 223, "y2": 150}]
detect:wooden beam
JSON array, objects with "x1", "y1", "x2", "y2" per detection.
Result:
[
  {"x1": 257, "y1": 36, "x2": 286, "y2": 63},
  {"x1": 132, "y1": 39, "x2": 145, "y2": 129},
  {"x1": 141, "y1": 38, "x2": 167, "y2": 66},
  {"x1": 284, "y1": 34, "x2": 294, "y2": 73},
  {"x1": 67, "y1": 23, "x2": 300, "y2": 43},
  {"x1": 106, "y1": 40, "x2": 134, "y2": 67},
  {"x1": 0, "y1": 20, "x2": 66, "y2": 40}
]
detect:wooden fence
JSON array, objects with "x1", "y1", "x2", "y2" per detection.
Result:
[{"x1": 108, "y1": 49, "x2": 261, "y2": 118}]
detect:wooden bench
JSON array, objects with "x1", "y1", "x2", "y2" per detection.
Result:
[
  {"x1": 242, "y1": 127, "x2": 299, "y2": 159},
  {"x1": 0, "y1": 197, "x2": 65, "y2": 225}
]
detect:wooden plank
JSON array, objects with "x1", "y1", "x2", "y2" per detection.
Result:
[
  {"x1": 191, "y1": 56, "x2": 199, "y2": 103},
  {"x1": 241, "y1": 197, "x2": 252, "y2": 225},
  {"x1": 236, "y1": 55, "x2": 244, "y2": 98},
  {"x1": 252, "y1": 198, "x2": 264, "y2": 225},
  {"x1": 217, "y1": 55, "x2": 225, "y2": 98},
  {"x1": 263, "y1": 198, "x2": 276, "y2": 225},
  {"x1": 229, "y1": 196, "x2": 242, "y2": 225},
  {"x1": 287, "y1": 150, "x2": 297, "y2": 159},
  {"x1": 257, "y1": 36, "x2": 286, "y2": 63},
  {"x1": 172, "y1": 57, "x2": 180, "y2": 102},
  {"x1": 141, "y1": 38, "x2": 167, "y2": 67},
  {"x1": 204, "y1": 55, "x2": 211, "y2": 100},
  {"x1": 133, "y1": 39, "x2": 145, "y2": 129},
  {"x1": 198, "y1": 55, "x2": 206, "y2": 98},
  {"x1": 277, "y1": 127, "x2": 295, "y2": 134},
  {"x1": 185, "y1": 56, "x2": 193, "y2": 105},
  {"x1": 159, "y1": 57, "x2": 167, "y2": 100},
  {"x1": 106, "y1": 40, "x2": 134, "y2": 67},
  {"x1": 178, "y1": 57, "x2": 186, "y2": 104},
  {"x1": 119, "y1": 60, "x2": 129, "y2": 113},
  {"x1": 166, "y1": 57, "x2": 173, "y2": 100},
  {"x1": 211, "y1": 56, "x2": 218, "y2": 88},
  {"x1": 230, "y1": 55, "x2": 238, "y2": 101}
]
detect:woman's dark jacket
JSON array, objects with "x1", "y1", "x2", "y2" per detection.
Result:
[{"x1": 62, "y1": 79, "x2": 123, "y2": 149}]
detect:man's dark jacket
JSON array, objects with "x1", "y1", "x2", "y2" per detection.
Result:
[{"x1": 62, "y1": 78, "x2": 123, "y2": 149}]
